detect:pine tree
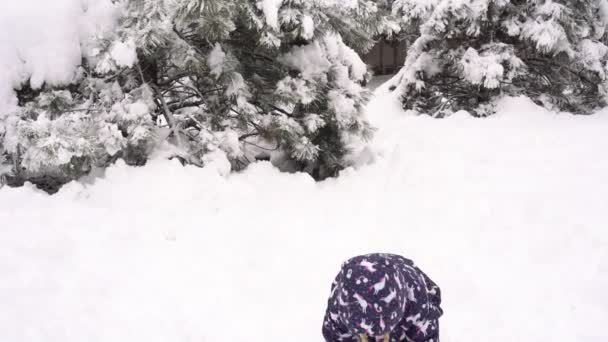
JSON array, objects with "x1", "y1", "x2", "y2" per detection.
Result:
[
  {"x1": 0, "y1": 0, "x2": 379, "y2": 192},
  {"x1": 96, "y1": 0, "x2": 378, "y2": 176},
  {"x1": 392, "y1": 0, "x2": 608, "y2": 116}
]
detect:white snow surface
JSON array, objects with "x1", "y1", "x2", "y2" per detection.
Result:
[
  {"x1": 0, "y1": 0, "x2": 119, "y2": 113},
  {"x1": 109, "y1": 38, "x2": 138, "y2": 68},
  {"x1": 280, "y1": 41, "x2": 332, "y2": 80},
  {"x1": 258, "y1": 0, "x2": 284, "y2": 30},
  {"x1": 207, "y1": 43, "x2": 227, "y2": 80},
  {"x1": 1, "y1": 74, "x2": 608, "y2": 341},
  {"x1": 301, "y1": 15, "x2": 315, "y2": 40}
]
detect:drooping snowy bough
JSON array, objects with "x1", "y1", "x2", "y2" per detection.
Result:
[
  {"x1": 392, "y1": 0, "x2": 608, "y2": 116},
  {"x1": 0, "y1": 0, "x2": 390, "y2": 192}
]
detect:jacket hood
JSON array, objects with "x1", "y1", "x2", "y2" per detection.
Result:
[{"x1": 334, "y1": 254, "x2": 408, "y2": 337}]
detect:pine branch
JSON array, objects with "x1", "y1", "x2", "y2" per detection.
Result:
[{"x1": 238, "y1": 132, "x2": 260, "y2": 141}]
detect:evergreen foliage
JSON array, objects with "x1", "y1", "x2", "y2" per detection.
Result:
[
  {"x1": 392, "y1": 0, "x2": 608, "y2": 116},
  {"x1": 1, "y1": 0, "x2": 381, "y2": 192}
]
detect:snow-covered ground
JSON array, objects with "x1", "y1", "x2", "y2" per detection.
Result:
[{"x1": 2, "y1": 73, "x2": 608, "y2": 341}]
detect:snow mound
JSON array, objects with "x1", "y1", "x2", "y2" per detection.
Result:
[{"x1": 0, "y1": 0, "x2": 118, "y2": 113}]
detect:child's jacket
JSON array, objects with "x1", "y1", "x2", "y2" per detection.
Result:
[{"x1": 322, "y1": 254, "x2": 443, "y2": 342}]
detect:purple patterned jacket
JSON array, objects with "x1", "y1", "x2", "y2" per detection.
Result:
[{"x1": 322, "y1": 254, "x2": 442, "y2": 342}]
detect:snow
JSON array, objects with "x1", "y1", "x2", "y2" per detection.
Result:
[
  {"x1": 458, "y1": 47, "x2": 524, "y2": 89},
  {"x1": 257, "y1": 0, "x2": 284, "y2": 30},
  {"x1": 323, "y1": 34, "x2": 367, "y2": 82},
  {"x1": 207, "y1": 43, "x2": 226, "y2": 80},
  {"x1": 279, "y1": 34, "x2": 367, "y2": 85},
  {"x1": 276, "y1": 76, "x2": 316, "y2": 104},
  {"x1": 301, "y1": 15, "x2": 315, "y2": 40},
  {"x1": 460, "y1": 48, "x2": 504, "y2": 88},
  {"x1": 2, "y1": 74, "x2": 608, "y2": 341},
  {"x1": 521, "y1": 18, "x2": 572, "y2": 55},
  {"x1": 328, "y1": 90, "x2": 358, "y2": 125},
  {"x1": 577, "y1": 39, "x2": 608, "y2": 77},
  {"x1": 126, "y1": 102, "x2": 150, "y2": 120},
  {"x1": 109, "y1": 39, "x2": 138, "y2": 68},
  {"x1": 601, "y1": 0, "x2": 608, "y2": 28},
  {"x1": 279, "y1": 41, "x2": 331, "y2": 80},
  {"x1": 0, "y1": 0, "x2": 119, "y2": 113}
]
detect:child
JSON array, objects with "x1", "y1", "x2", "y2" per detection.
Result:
[{"x1": 322, "y1": 253, "x2": 443, "y2": 342}]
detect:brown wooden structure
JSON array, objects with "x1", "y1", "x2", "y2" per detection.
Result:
[{"x1": 363, "y1": 39, "x2": 407, "y2": 75}]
